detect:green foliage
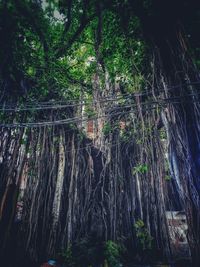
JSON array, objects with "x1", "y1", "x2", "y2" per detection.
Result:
[
  {"x1": 20, "y1": 138, "x2": 27, "y2": 145},
  {"x1": 104, "y1": 240, "x2": 122, "y2": 267},
  {"x1": 159, "y1": 129, "x2": 167, "y2": 140},
  {"x1": 61, "y1": 245, "x2": 75, "y2": 267},
  {"x1": 85, "y1": 106, "x2": 97, "y2": 119},
  {"x1": 61, "y1": 239, "x2": 124, "y2": 267},
  {"x1": 165, "y1": 175, "x2": 171, "y2": 181},
  {"x1": 164, "y1": 160, "x2": 171, "y2": 181},
  {"x1": 53, "y1": 136, "x2": 60, "y2": 145},
  {"x1": 101, "y1": 10, "x2": 147, "y2": 91},
  {"x1": 102, "y1": 122, "x2": 112, "y2": 136},
  {"x1": 69, "y1": 123, "x2": 77, "y2": 130},
  {"x1": 134, "y1": 220, "x2": 153, "y2": 250},
  {"x1": 77, "y1": 131, "x2": 85, "y2": 142},
  {"x1": 0, "y1": 0, "x2": 151, "y2": 109},
  {"x1": 132, "y1": 164, "x2": 148, "y2": 175},
  {"x1": 120, "y1": 132, "x2": 129, "y2": 142},
  {"x1": 119, "y1": 126, "x2": 133, "y2": 142},
  {"x1": 62, "y1": 237, "x2": 104, "y2": 267}
]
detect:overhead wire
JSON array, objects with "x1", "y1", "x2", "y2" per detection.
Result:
[
  {"x1": 1, "y1": 89, "x2": 200, "y2": 154},
  {"x1": 0, "y1": 95, "x2": 200, "y2": 128},
  {"x1": 0, "y1": 81, "x2": 200, "y2": 111},
  {"x1": 0, "y1": 81, "x2": 200, "y2": 128}
]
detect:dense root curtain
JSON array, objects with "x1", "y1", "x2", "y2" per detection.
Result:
[{"x1": 0, "y1": 102, "x2": 174, "y2": 265}]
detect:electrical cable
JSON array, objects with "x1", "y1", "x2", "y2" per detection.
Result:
[
  {"x1": 0, "y1": 81, "x2": 200, "y2": 111},
  {"x1": 0, "y1": 96, "x2": 200, "y2": 128}
]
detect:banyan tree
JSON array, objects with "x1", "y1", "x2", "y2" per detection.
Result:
[{"x1": 0, "y1": 0, "x2": 200, "y2": 266}]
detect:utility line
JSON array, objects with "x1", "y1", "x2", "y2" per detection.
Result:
[
  {"x1": 0, "y1": 97, "x2": 200, "y2": 128},
  {"x1": 0, "y1": 94, "x2": 135, "y2": 111},
  {"x1": 0, "y1": 89, "x2": 199, "y2": 112},
  {"x1": 0, "y1": 90, "x2": 151, "y2": 109},
  {"x1": 0, "y1": 81, "x2": 200, "y2": 111}
]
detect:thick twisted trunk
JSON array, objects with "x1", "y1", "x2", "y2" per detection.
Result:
[{"x1": 150, "y1": 23, "x2": 200, "y2": 265}]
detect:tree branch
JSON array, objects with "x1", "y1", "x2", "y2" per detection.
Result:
[
  {"x1": 56, "y1": 13, "x2": 96, "y2": 58},
  {"x1": 63, "y1": 0, "x2": 73, "y2": 34}
]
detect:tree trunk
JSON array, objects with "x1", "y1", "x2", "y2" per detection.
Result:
[{"x1": 137, "y1": 7, "x2": 200, "y2": 263}]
